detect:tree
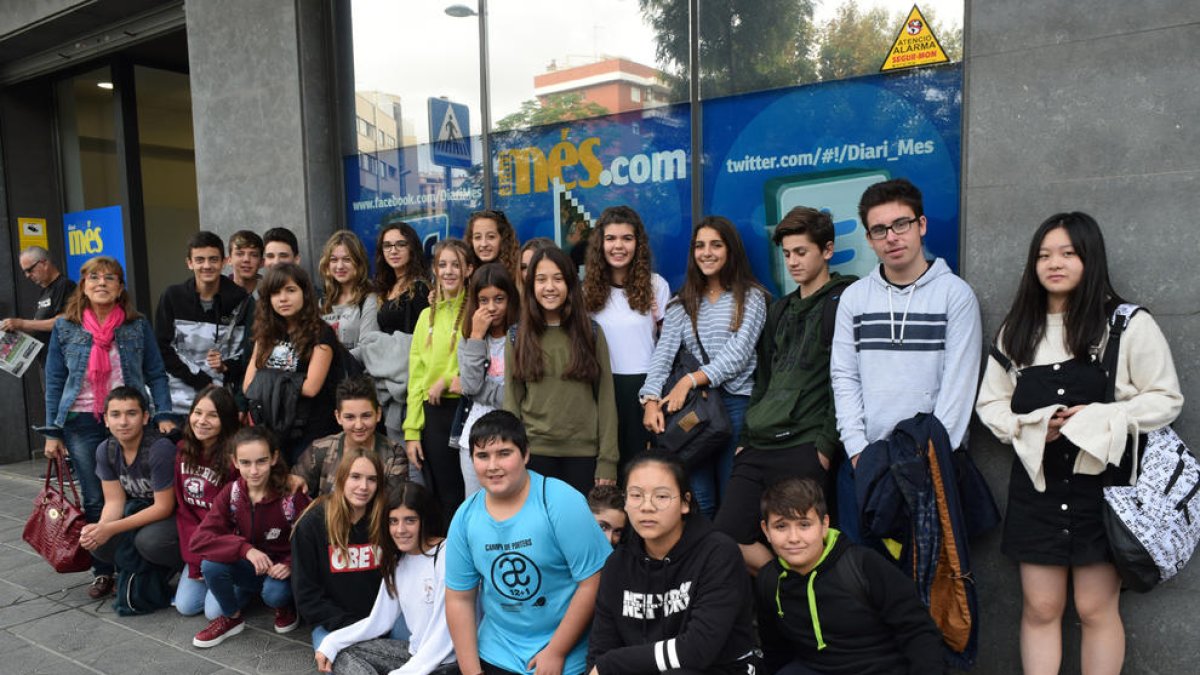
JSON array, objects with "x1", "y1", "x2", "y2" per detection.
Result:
[
  {"x1": 640, "y1": 0, "x2": 819, "y2": 99},
  {"x1": 816, "y1": 1, "x2": 892, "y2": 81},
  {"x1": 494, "y1": 93, "x2": 609, "y2": 132}
]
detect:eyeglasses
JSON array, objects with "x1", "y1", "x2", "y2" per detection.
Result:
[
  {"x1": 866, "y1": 216, "x2": 920, "y2": 241},
  {"x1": 380, "y1": 241, "x2": 409, "y2": 252},
  {"x1": 624, "y1": 490, "x2": 680, "y2": 510},
  {"x1": 21, "y1": 259, "x2": 45, "y2": 275},
  {"x1": 86, "y1": 273, "x2": 119, "y2": 284}
]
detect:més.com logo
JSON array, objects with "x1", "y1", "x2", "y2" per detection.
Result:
[{"x1": 67, "y1": 220, "x2": 106, "y2": 255}]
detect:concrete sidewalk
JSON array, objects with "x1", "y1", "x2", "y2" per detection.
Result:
[{"x1": 0, "y1": 459, "x2": 318, "y2": 675}]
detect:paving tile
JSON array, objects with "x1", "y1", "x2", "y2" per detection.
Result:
[
  {"x1": 0, "y1": 629, "x2": 102, "y2": 675},
  {"x1": 0, "y1": 580, "x2": 71, "y2": 631}
]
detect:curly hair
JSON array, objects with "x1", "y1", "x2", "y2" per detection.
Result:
[
  {"x1": 373, "y1": 221, "x2": 428, "y2": 301},
  {"x1": 253, "y1": 264, "x2": 326, "y2": 368},
  {"x1": 318, "y1": 230, "x2": 372, "y2": 313},
  {"x1": 427, "y1": 239, "x2": 472, "y2": 348},
  {"x1": 466, "y1": 210, "x2": 520, "y2": 281},
  {"x1": 583, "y1": 205, "x2": 655, "y2": 314}
]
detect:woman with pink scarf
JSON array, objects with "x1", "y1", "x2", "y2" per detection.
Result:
[{"x1": 38, "y1": 256, "x2": 175, "y2": 598}]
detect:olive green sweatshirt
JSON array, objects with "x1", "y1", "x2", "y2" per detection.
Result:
[{"x1": 503, "y1": 325, "x2": 619, "y2": 481}]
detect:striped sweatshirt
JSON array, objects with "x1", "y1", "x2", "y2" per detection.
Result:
[
  {"x1": 640, "y1": 288, "x2": 768, "y2": 399},
  {"x1": 830, "y1": 258, "x2": 982, "y2": 458}
]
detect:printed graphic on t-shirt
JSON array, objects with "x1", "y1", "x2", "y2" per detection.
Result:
[
  {"x1": 180, "y1": 463, "x2": 223, "y2": 509},
  {"x1": 622, "y1": 581, "x2": 692, "y2": 619},
  {"x1": 265, "y1": 341, "x2": 300, "y2": 371},
  {"x1": 485, "y1": 537, "x2": 543, "y2": 607},
  {"x1": 328, "y1": 543, "x2": 381, "y2": 573}
]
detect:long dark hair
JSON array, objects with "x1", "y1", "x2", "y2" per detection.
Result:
[
  {"x1": 583, "y1": 205, "x2": 656, "y2": 314},
  {"x1": 230, "y1": 426, "x2": 290, "y2": 497},
  {"x1": 514, "y1": 246, "x2": 600, "y2": 383},
  {"x1": 380, "y1": 482, "x2": 445, "y2": 599},
  {"x1": 253, "y1": 263, "x2": 326, "y2": 367},
  {"x1": 999, "y1": 212, "x2": 1124, "y2": 366},
  {"x1": 373, "y1": 222, "x2": 428, "y2": 300},
  {"x1": 179, "y1": 385, "x2": 240, "y2": 483},
  {"x1": 461, "y1": 262, "x2": 521, "y2": 339},
  {"x1": 673, "y1": 216, "x2": 767, "y2": 332}
]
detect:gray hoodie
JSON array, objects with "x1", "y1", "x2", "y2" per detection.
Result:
[{"x1": 830, "y1": 257, "x2": 982, "y2": 458}]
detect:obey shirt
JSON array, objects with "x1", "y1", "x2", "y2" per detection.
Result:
[{"x1": 446, "y1": 471, "x2": 611, "y2": 675}]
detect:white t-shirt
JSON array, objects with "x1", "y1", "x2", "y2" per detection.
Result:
[{"x1": 591, "y1": 273, "x2": 671, "y2": 375}]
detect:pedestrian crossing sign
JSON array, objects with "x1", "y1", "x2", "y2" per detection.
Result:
[{"x1": 428, "y1": 97, "x2": 472, "y2": 168}]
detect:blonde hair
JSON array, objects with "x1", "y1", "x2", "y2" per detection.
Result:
[
  {"x1": 427, "y1": 239, "x2": 472, "y2": 348},
  {"x1": 319, "y1": 230, "x2": 371, "y2": 313}
]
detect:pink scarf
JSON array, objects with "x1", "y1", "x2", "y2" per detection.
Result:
[{"x1": 82, "y1": 305, "x2": 125, "y2": 418}]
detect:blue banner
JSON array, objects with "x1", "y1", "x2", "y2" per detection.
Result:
[
  {"x1": 63, "y1": 205, "x2": 126, "y2": 282},
  {"x1": 703, "y1": 66, "x2": 963, "y2": 296}
]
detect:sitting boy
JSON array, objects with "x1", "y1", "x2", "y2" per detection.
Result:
[
  {"x1": 587, "y1": 484, "x2": 626, "y2": 548},
  {"x1": 445, "y1": 410, "x2": 611, "y2": 675},
  {"x1": 755, "y1": 478, "x2": 942, "y2": 675}
]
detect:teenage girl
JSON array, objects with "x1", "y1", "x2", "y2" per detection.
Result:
[
  {"x1": 465, "y1": 209, "x2": 520, "y2": 281},
  {"x1": 583, "y1": 206, "x2": 671, "y2": 471},
  {"x1": 587, "y1": 451, "x2": 760, "y2": 675},
  {"x1": 640, "y1": 216, "x2": 768, "y2": 518},
  {"x1": 292, "y1": 448, "x2": 391, "y2": 650},
  {"x1": 315, "y1": 482, "x2": 456, "y2": 675},
  {"x1": 457, "y1": 262, "x2": 521, "y2": 498},
  {"x1": 504, "y1": 246, "x2": 618, "y2": 494},
  {"x1": 318, "y1": 230, "x2": 377, "y2": 359},
  {"x1": 405, "y1": 239, "x2": 473, "y2": 521},
  {"x1": 174, "y1": 385, "x2": 240, "y2": 617},
  {"x1": 369, "y1": 222, "x2": 431, "y2": 441},
  {"x1": 244, "y1": 263, "x2": 343, "y2": 463},
  {"x1": 190, "y1": 426, "x2": 311, "y2": 648},
  {"x1": 976, "y1": 212, "x2": 1182, "y2": 675}
]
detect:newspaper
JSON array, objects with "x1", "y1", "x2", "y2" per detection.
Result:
[{"x1": 0, "y1": 330, "x2": 43, "y2": 378}]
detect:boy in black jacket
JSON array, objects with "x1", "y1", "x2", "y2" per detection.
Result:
[{"x1": 755, "y1": 478, "x2": 942, "y2": 675}]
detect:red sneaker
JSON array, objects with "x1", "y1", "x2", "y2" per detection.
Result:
[
  {"x1": 274, "y1": 605, "x2": 300, "y2": 634},
  {"x1": 193, "y1": 615, "x2": 245, "y2": 648}
]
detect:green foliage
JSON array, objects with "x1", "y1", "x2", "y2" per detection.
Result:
[{"x1": 494, "y1": 92, "x2": 609, "y2": 132}]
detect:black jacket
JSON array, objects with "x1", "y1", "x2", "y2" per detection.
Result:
[
  {"x1": 588, "y1": 516, "x2": 759, "y2": 675},
  {"x1": 154, "y1": 275, "x2": 251, "y2": 403},
  {"x1": 754, "y1": 530, "x2": 943, "y2": 675}
]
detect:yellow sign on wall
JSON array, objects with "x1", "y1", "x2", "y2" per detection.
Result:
[
  {"x1": 880, "y1": 5, "x2": 950, "y2": 72},
  {"x1": 17, "y1": 217, "x2": 49, "y2": 251}
]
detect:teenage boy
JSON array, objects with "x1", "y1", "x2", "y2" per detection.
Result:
[
  {"x1": 714, "y1": 206, "x2": 855, "y2": 574},
  {"x1": 830, "y1": 178, "x2": 982, "y2": 541},
  {"x1": 227, "y1": 229, "x2": 264, "y2": 296},
  {"x1": 82, "y1": 387, "x2": 182, "y2": 596},
  {"x1": 262, "y1": 227, "x2": 301, "y2": 268},
  {"x1": 292, "y1": 375, "x2": 408, "y2": 496},
  {"x1": 155, "y1": 231, "x2": 252, "y2": 416},
  {"x1": 445, "y1": 410, "x2": 611, "y2": 675},
  {"x1": 755, "y1": 478, "x2": 942, "y2": 675}
]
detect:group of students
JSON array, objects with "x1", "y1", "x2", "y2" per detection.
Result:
[{"x1": 31, "y1": 175, "x2": 1184, "y2": 675}]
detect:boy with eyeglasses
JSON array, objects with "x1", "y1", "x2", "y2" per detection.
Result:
[
  {"x1": 445, "y1": 410, "x2": 610, "y2": 675},
  {"x1": 830, "y1": 178, "x2": 982, "y2": 542},
  {"x1": 155, "y1": 231, "x2": 253, "y2": 418}
]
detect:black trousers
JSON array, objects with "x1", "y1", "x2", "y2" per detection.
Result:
[
  {"x1": 422, "y1": 400, "x2": 465, "y2": 526},
  {"x1": 528, "y1": 454, "x2": 596, "y2": 496}
]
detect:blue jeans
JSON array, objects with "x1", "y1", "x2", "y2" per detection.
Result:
[
  {"x1": 689, "y1": 392, "x2": 748, "y2": 519},
  {"x1": 62, "y1": 412, "x2": 114, "y2": 577},
  {"x1": 174, "y1": 566, "x2": 224, "y2": 619},
  {"x1": 201, "y1": 559, "x2": 292, "y2": 617}
]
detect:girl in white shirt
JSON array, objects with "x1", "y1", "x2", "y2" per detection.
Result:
[
  {"x1": 582, "y1": 206, "x2": 671, "y2": 473},
  {"x1": 315, "y1": 482, "x2": 455, "y2": 675}
]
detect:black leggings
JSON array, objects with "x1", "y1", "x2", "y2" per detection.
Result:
[
  {"x1": 422, "y1": 400, "x2": 465, "y2": 526},
  {"x1": 527, "y1": 454, "x2": 596, "y2": 495}
]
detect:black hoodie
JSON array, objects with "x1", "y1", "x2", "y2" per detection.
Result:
[
  {"x1": 754, "y1": 529, "x2": 944, "y2": 675},
  {"x1": 588, "y1": 516, "x2": 760, "y2": 675}
]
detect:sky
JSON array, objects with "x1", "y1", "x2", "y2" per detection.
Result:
[{"x1": 350, "y1": 0, "x2": 963, "y2": 144}]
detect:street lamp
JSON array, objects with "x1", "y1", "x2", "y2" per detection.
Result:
[{"x1": 446, "y1": 2, "x2": 492, "y2": 208}]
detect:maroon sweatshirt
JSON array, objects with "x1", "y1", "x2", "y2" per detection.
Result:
[
  {"x1": 190, "y1": 477, "x2": 311, "y2": 566},
  {"x1": 175, "y1": 441, "x2": 233, "y2": 579}
]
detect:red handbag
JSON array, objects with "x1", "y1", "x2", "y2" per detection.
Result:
[{"x1": 22, "y1": 457, "x2": 93, "y2": 573}]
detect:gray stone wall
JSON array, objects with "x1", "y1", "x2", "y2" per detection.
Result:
[
  {"x1": 185, "y1": 0, "x2": 340, "y2": 268},
  {"x1": 962, "y1": 2, "x2": 1200, "y2": 672}
]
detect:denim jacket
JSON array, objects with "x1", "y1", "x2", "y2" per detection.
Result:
[{"x1": 38, "y1": 316, "x2": 174, "y2": 437}]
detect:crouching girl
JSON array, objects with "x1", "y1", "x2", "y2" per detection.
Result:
[{"x1": 190, "y1": 426, "x2": 311, "y2": 647}]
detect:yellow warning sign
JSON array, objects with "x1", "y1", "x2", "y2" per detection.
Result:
[
  {"x1": 18, "y1": 217, "x2": 49, "y2": 251},
  {"x1": 880, "y1": 5, "x2": 949, "y2": 72}
]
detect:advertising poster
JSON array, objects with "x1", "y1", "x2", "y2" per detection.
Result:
[
  {"x1": 63, "y1": 205, "x2": 126, "y2": 282},
  {"x1": 703, "y1": 65, "x2": 963, "y2": 296}
]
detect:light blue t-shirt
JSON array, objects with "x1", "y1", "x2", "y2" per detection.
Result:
[{"x1": 446, "y1": 471, "x2": 610, "y2": 675}]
